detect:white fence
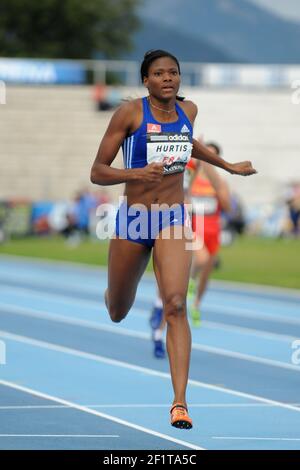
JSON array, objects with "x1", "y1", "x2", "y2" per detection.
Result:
[{"x1": 0, "y1": 57, "x2": 300, "y2": 87}]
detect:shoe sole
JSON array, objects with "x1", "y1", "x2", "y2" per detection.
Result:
[{"x1": 171, "y1": 420, "x2": 193, "y2": 430}]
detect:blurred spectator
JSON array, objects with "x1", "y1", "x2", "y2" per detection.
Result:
[
  {"x1": 93, "y1": 83, "x2": 122, "y2": 111},
  {"x1": 54, "y1": 188, "x2": 99, "y2": 246},
  {"x1": 0, "y1": 201, "x2": 9, "y2": 243},
  {"x1": 94, "y1": 189, "x2": 111, "y2": 206},
  {"x1": 1, "y1": 199, "x2": 32, "y2": 239},
  {"x1": 285, "y1": 182, "x2": 300, "y2": 237},
  {"x1": 0, "y1": 190, "x2": 113, "y2": 243},
  {"x1": 48, "y1": 201, "x2": 74, "y2": 236},
  {"x1": 93, "y1": 83, "x2": 109, "y2": 111},
  {"x1": 71, "y1": 189, "x2": 98, "y2": 235},
  {"x1": 223, "y1": 192, "x2": 246, "y2": 238},
  {"x1": 245, "y1": 201, "x2": 289, "y2": 238},
  {"x1": 88, "y1": 189, "x2": 114, "y2": 240},
  {"x1": 31, "y1": 201, "x2": 54, "y2": 235}
]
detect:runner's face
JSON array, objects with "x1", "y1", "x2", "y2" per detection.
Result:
[{"x1": 143, "y1": 57, "x2": 180, "y2": 100}]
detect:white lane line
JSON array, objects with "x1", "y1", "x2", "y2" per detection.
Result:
[
  {"x1": 4, "y1": 279, "x2": 295, "y2": 326},
  {"x1": 0, "y1": 380, "x2": 203, "y2": 451},
  {"x1": 1, "y1": 271, "x2": 153, "y2": 304},
  {"x1": 2, "y1": 256, "x2": 300, "y2": 311},
  {"x1": 0, "y1": 434, "x2": 119, "y2": 438},
  {"x1": 191, "y1": 343, "x2": 300, "y2": 373},
  {"x1": 0, "y1": 303, "x2": 149, "y2": 340},
  {"x1": 0, "y1": 266, "x2": 110, "y2": 293},
  {"x1": 0, "y1": 287, "x2": 147, "y2": 319},
  {"x1": 0, "y1": 304, "x2": 298, "y2": 372},
  {"x1": 0, "y1": 253, "x2": 105, "y2": 273},
  {"x1": 1, "y1": 403, "x2": 300, "y2": 411},
  {"x1": 0, "y1": 293, "x2": 297, "y2": 343},
  {"x1": 3, "y1": 262, "x2": 300, "y2": 318},
  {"x1": 202, "y1": 320, "x2": 295, "y2": 343},
  {"x1": 0, "y1": 285, "x2": 106, "y2": 310},
  {"x1": 2, "y1": 275, "x2": 299, "y2": 321},
  {"x1": 0, "y1": 405, "x2": 69, "y2": 410},
  {"x1": 2, "y1": 253, "x2": 300, "y2": 299},
  {"x1": 2, "y1": 279, "x2": 300, "y2": 330},
  {"x1": 1, "y1": 330, "x2": 300, "y2": 416},
  {"x1": 0, "y1": 254, "x2": 154, "y2": 283},
  {"x1": 210, "y1": 278, "x2": 300, "y2": 300},
  {"x1": 212, "y1": 437, "x2": 300, "y2": 441},
  {"x1": 205, "y1": 303, "x2": 300, "y2": 326}
]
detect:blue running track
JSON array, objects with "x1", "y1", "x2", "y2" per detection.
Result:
[{"x1": 0, "y1": 254, "x2": 300, "y2": 450}]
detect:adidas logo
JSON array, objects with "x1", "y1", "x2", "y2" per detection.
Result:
[{"x1": 181, "y1": 124, "x2": 189, "y2": 133}]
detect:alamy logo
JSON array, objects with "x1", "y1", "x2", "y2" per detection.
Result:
[
  {"x1": 95, "y1": 196, "x2": 205, "y2": 251},
  {"x1": 181, "y1": 124, "x2": 189, "y2": 133},
  {"x1": 291, "y1": 339, "x2": 300, "y2": 365}
]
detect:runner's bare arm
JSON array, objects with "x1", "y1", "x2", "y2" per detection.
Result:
[
  {"x1": 201, "y1": 162, "x2": 231, "y2": 212},
  {"x1": 90, "y1": 102, "x2": 164, "y2": 185},
  {"x1": 192, "y1": 139, "x2": 257, "y2": 176},
  {"x1": 181, "y1": 101, "x2": 257, "y2": 176}
]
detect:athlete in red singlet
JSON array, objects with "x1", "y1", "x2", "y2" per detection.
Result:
[{"x1": 187, "y1": 142, "x2": 231, "y2": 326}]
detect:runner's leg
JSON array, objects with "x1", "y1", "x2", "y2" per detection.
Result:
[
  {"x1": 194, "y1": 254, "x2": 216, "y2": 307},
  {"x1": 106, "y1": 238, "x2": 151, "y2": 322},
  {"x1": 153, "y1": 228, "x2": 192, "y2": 407}
]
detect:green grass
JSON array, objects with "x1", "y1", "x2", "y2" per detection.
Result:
[
  {"x1": 1, "y1": 235, "x2": 300, "y2": 290},
  {"x1": 0, "y1": 236, "x2": 110, "y2": 267},
  {"x1": 213, "y1": 236, "x2": 300, "y2": 289}
]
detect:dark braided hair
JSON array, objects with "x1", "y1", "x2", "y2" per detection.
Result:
[{"x1": 140, "y1": 49, "x2": 184, "y2": 101}]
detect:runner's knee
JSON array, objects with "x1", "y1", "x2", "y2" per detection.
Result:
[
  {"x1": 164, "y1": 293, "x2": 186, "y2": 321},
  {"x1": 105, "y1": 291, "x2": 131, "y2": 323},
  {"x1": 108, "y1": 305, "x2": 128, "y2": 323}
]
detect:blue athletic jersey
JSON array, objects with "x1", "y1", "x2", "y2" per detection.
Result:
[{"x1": 122, "y1": 97, "x2": 193, "y2": 175}]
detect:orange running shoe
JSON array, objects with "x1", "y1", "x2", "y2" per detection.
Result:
[{"x1": 170, "y1": 403, "x2": 193, "y2": 429}]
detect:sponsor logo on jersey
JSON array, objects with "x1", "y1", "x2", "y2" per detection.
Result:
[
  {"x1": 181, "y1": 124, "x2": 190, "y2": 133},
  {"x1": 148, "y1": 133, "x2": 190, "y2": 143},
  {"x1": 168, "y1": 134, "x2": 189, "y2": 141},
  {"x1": 163, "y1": 162, "x2": 186, "y2": 174},
  {"x1": 147, "y1": 123, "x2": 161, "y2": 133}
]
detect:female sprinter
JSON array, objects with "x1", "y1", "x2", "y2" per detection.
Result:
[{"x1": 90, "y1": 49, "x2": 256, "y2": 429}]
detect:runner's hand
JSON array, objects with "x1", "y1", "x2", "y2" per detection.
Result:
[
  {"x1": 141, "y1": 162, "x2": 164, "y2": 183},
  {"x1": 227, "y1": 161, "x2": 257, "y2": 176}
]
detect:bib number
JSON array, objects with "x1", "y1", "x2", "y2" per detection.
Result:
[{"x1": 147, "y1": 132, "x2": 192, "y2": 175}]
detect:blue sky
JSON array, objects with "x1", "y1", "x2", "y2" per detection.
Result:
[{"x1": 249, "y1": 0, "x2": 300, "y2": 21}]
